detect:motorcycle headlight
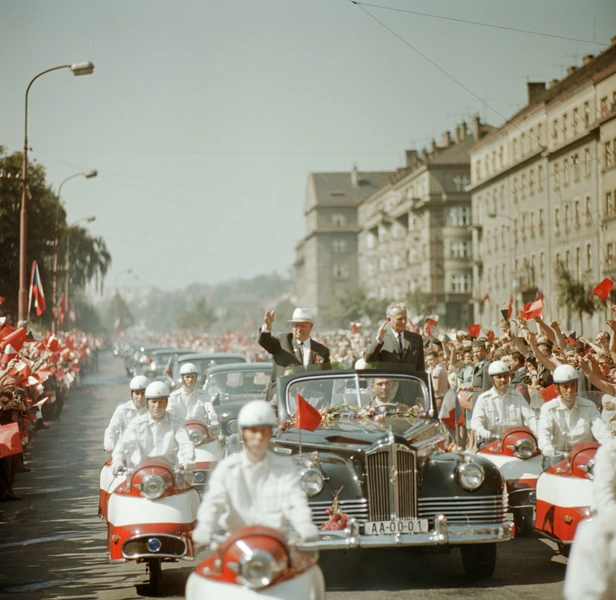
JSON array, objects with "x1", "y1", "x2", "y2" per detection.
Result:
[
  {"x1": 514, "y1": 437, "x2": 536, "y2": 459},
  {"x1": 238, "y1": 549, "x2": 286, "y2": 589},
  {"x1": 189, "y1": 429, "x2": 204, "y2": 446},
  {"x1": 140, "y1": 474, "x2": 166, "y2": 499},
  {"x1": 456, "y1": 462, "x2": 485, "y2": 491},
  {"x1": 176, "y1": 470, "x2": 195, "y2": 489},
  {"x1": 299, "y1": 467, "x2": 325, "y2": 496}
]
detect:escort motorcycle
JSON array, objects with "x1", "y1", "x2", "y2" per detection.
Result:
[
  {"x1": 186, "y1": 525, "x2": 325, "y2": 600},
  {"x1": 477, "y1": 425, "x2": 543, "y2": 534},
  {"x1": 184, "y1": 418, "x2": 223, "y2": 494},
  {"x1": 103, "y1": 459, "x2": 201, "y2": 595},
  {"x1": 534, "y1": 441, "x2": 599, "y2": 557}
]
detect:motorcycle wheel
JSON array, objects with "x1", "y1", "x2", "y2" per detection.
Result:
[
  {"x1": 460, "y1": 543, "x2": 497, "y2": 579},
  {"x1": 148, "y1": 558, "x2": 162, "y2": 596},
  {"x1": 513, "y1": 507, "x2": 535, "y2": 536}
]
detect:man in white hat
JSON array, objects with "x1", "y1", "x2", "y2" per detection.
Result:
[{"x1": 258, "y1": 308, "x2": 331, "y2": 401}]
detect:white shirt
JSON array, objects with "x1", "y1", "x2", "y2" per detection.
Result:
[
  {"x1": 168, "y1": 386, "x2": 218, "y2": 425},
  {"x1": 538, "y1": 396, "x2": 612, "y2": 454},
  {"x1": 298, "y1": 339, "x2": 311, "y2": 366},
  {"x1": 192, "y1": 450, "x2": 317, "y2": 545},
  {"x1": 112, "y1": 411, "x2": 195, "y2": 469},
  {"x1": 103, "y1": 399, "x2": 146, "y2": 451},
  {"x1": 471, "y1": 386, "x2": 538, "y2": 439}
]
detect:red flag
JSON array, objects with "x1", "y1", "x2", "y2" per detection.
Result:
[
  {"x1": 567, "y1": 331, "x2": 577, "y2": 346},
  {"x1": 468, "y1": 324, "x2": 481, "y2": 338},
  {"x1": 0, "y1": 327, "x2": 26, "y2": 354},
  {"x1": 28, "y1": 260, "x2": 47, "y2": 316},
  {"x1": 425, "y1": 317, "x2": 438, "y2": 337},
  {"x1": 501, "y1": 296, "x2": 513, "y2": 322},
  {"x1": 0, "y1": 296, "x2": 4, "y2": 305},
  {"x1": 351, "y1": 322, "x2": 359, "y2": 334},
  {"x1": 295, "y1": 392, "x2": 322, "y2": 431},
  {"x1": 593, "y1": 278, "x2": 613, "y2": 302},
  {"x1": 0, "y1": 423, "x2": 23, "y2": 458},
  {"x1": 540, "y1": 383, "x2": 559, "y2": 402},
  {"x1": 487, "y1": 330, "x2": 495, "y2": 341},
  {"x1": 520, "y1": 299, "x2": 544, "y2": 321}
]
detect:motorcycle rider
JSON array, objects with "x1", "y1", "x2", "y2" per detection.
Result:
[
  {"x1": 192, "y1": 400, "x2": 319, "y2": 546},
  {"x1": 538, "y1": 364, "x2": 612, "y2": 467},
  {"x1": 168, "y1": 362, "x2": 218, "y2": 427},
  {"x1": 470, "y1": 360, "x2": 538, "y2": 448},
  {"x1": 111, "y1": 381, "x2": 195, "y2": 475},
  {"x1": 103, "y1": 375, "x2": 149, "y2": 452}
]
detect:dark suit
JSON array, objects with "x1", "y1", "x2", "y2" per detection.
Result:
[
  {"x1": 471, "y1": 358, "x2": 491, "y2": 410},
  {"x1": 258, "y1": 329, "x2": 331, "y2": 401},
  {"x1": 364, "y1": 327, "x2": 425, "y2": 372}
]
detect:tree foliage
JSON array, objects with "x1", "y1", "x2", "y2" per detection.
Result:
[
  {"x1": 554, "y1": 259, "x2": 597, "y2": 334},
  {"x1": 175, "y1": 297, "x2": 216, "y2": 330},
  {"x1": 326, "y1": 288, "x2": 390, "y2": 327},
  {"x1": 0, "y1": 147, "x2": 112, "y2": 324}
]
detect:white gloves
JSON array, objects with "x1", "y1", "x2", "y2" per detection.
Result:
[
  {"x1": 295, "y1": 523, "x2": 320, "y2": 542},
  {"x1": 479, "y1": 431, "x2": 493, "y2": 441},
  {"x1": 542, "y1": 445, "x2": 556, "y2": 458},
  {"x1": 111, "y1": 460, "x2": 124, "y2": 476},
  {"x1": 191, "y1": 525, "x2": 212, "y2": 546},
  {"x1": 180, "y1": 462, "x2": 195, "y2": 472},
  {"x1": 104, "y1": 445, "x2": 114, "y2": 453}
]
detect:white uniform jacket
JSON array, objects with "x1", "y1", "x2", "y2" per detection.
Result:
[
  {"x1": 168, "y1": 387, "x2": 218, "y2": 425},
  {"x1": 192, "y1": 450, "x2": 317, "y2": 545},
  {"x1": 103, "y1": 399, "x2": 146, "y2": 451},
  {"x1": 471, "y1": 387, "x2": 537, "y2": 439},
  {"x1": 111, "y1": 411, "x2": 195, "y2": 470},
  {"x1": 538, "y1": 396, "x2": 612, "y2": 455}
]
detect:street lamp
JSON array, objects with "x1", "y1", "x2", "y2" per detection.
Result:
[
  {"x1": 52, "y1": 170, "x2": 98, "y2": 331},
  {"x1": 64, "y1": 216, "x2": 96, "y2": 329},
  {"x1": 18, "y1": 61, "x2": 95, "y2": 323}
]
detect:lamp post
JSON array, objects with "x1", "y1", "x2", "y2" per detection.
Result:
[
  {"x1": 64, "y1": 216, "x2": 96, "y2": 329},
  {"x1": 19, "y1": 61, "x2": 95, "y2": 324},
  {"x1": 52, "y1": 170, "x2": 97, "y2": 331}
]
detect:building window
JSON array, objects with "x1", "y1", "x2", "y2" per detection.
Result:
[
  {"x1": 601, "y1": 97, "x2": 609, "y2": 117},
  {"x1": 572, "y1": 153, "x2": 580, "y2": 181},
  {"x1": 607, "y1": 244, "x2": 614, "y2": 267},
  {"x1": 563, "y1": 158, "x2": 569, "y2": 186},
  {"x1": 540, "y1": 252, "x2": 545, "y2": 277},
  {"x1": 574, "y1": 199, "x2": 580, "y2": 227},
  {"x1": 498, "y1": 146, "x2": 504, "y2": 168},
  {"x1": 584, "y1": 148, "x2": 591, "y2": 177},
  {"x1": 521, "y1": 213, "x2": 526, "y2": 239},
  {"x1": 586, "y1": 243, "x2": 592, "y2": 271},
  {"x1": 539, "y1": 208, "x2": 544, "y2": 233},
  {"x1": 513, "y1": 177, "x2": 519, "y2": 202},
  {"x1": 573, "y1": 107, "x2": 579, "y2": 133},
  {"x1": 584, "y1": 101, "x2": 590, "y2": 127},
  {"x1": 332, "y1": 238, "x2": 348, "y2": 253},
  {"x1": 529, "y1": 128, "x2": 535, "y2": 152},
  {"x1": 554, "y1": 207, "x2": 560, "y2": 233},
  {"x1": 521, "y1": 174, "x2": 526, "y2": 198},
  {"x1": 500, "y1": 184, "x2": 505, "y2": 209},
  {"x1": 538, "y1": 165, "x2": 544, "y2": 191},
  {"x1": 451, "y1": 241, "x2": 471, "y2": 258},
  {"x1": 512, "y1": 138, "x2": 518, "y2": 160},
  {"x1": 585, "y1": 194, "x2": 591, "y2": 223},
  {"x1": 562, "y1": 112, "x2": 568, "y2": 137},
  {"x1": 365, "y1": 233, "x2": 376, "y2": 249},
  {"x1": 448, "y1": 206, "x2": 471, "y2": 226},
  {"x1": 332, "y1": 263, "x2": 349, "y2": 279},
  {"x1": 607, "y1": 191, "x2": 614, "y2": 216},
  {"x1": 529, "y1": 211, "x2": 535, "y2": 237},
  {"x1": 605, "y1": 141, "x2": 614, "y2": 168},
  {"x1": 377, "y1": 224, "x2": 387, "y2": 242},
  {"x1": 537, "y1": 123, "x2": 543, "y2": 145},
  {"x1": 392, "y1": 254, "x2": 403, "y2": 270},
  {"x1": 564, "y1": 204, "x2": 570, "y2": 230},
  {"x1": 366, "y1": 261, "x2": 376, "y2": 277},
  {"x1": 552, "y1": 119, "x2": 559, "y2": 143},
  {"x1": 553, "y1": 163, "x2": 560, "y2": 189},
  {"x1": 379, "y1": 257, "x2": 388, "y2": 272},
  {"x1": 408, "y1": 248, "x2": 418, "y2": 264},
  {"x1": 331, "y1": 213, "x2": 347, "y2": 227},
  {"x1": 451, "y1": 274, "x2": 472, "y2": 292}
]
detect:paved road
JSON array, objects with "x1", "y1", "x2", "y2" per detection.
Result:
[{"x1": 0, "y1": 352, "x2": 568, "y2": 599}]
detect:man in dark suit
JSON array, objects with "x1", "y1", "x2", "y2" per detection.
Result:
[
  {"x1": 258, "y1": 308, "x2": 331, "y2": 401},
  {"x1": 364, "y1": 302, "x2": 425, "y2": 372}
]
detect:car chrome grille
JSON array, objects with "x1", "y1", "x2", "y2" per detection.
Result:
[
  {"x1": 309, "y1": 499, "x2": 369, "y2": 525},
  {"x1": 366, "y1": 441, "x2": 417, "y2": 521},
  {"x1": 418, "y1": 494, "x2": 508, "y2": 525},
  {"x1": 123, "y1": 534, "x2": 186, "y2": 558}
]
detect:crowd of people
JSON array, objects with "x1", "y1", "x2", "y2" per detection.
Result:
[{"x1": 0, "y1": 325, "x2": 103, "y2": 502}]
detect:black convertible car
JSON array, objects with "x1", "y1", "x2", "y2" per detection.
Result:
[{"x1": 272, "y1": 367, "x2": 514, "y2": 578}]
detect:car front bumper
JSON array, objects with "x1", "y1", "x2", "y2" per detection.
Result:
[{"x1": 298, "y1": 516, "x2": 514, "y2": 551}]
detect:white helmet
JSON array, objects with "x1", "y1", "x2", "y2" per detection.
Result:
[
  {"x1": 553, "y1": 364, "x2": 578, "y2": 384},
  {"x1": 238, "y1": 401, "x2": 276, "y2": 429},
  {"x1": 488, "y1": 361, "x2": 510, "y2": 376},
  {"x1": 145, "y1": 381, "x2": 170, "y2": 399},
  {"x1": 130, "y1": 375, "x2": 150, "y2": 391},
  {"x1": 180, "y1": 362, "x2": 198, "y2": 376}
]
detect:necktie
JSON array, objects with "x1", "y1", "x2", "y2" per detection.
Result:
[{"x1": 398, "y1": 334, "x2": 403, "y2": 354}]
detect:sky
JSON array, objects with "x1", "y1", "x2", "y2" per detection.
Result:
[{"x1": 2, "y1": 0, "x2": 615, "y2": 298}]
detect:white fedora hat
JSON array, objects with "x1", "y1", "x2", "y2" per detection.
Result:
[{"x1": 288, "y1": 308, "x2": 313, "y2": 323}]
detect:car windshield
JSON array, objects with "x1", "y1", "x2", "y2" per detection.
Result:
[
  {"x1": 286, "y1": 373, "x2": 430, "y2": 415},
  {"x1": 204, "y1": 369, "x2": 271, "y2": 403}
]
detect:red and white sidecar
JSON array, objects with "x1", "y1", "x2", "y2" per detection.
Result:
[
  {"x1": 478, "y1": 426, "x2": 543, "y2": 534},
  {"x1": 535, "y1": 441, "x2": 599, "y2": 556},
  {"x1": 186, "y1": 526, "x2": 325, "y2": 600},
  {"x1": 184, "y1": 419, "x2": 222, "y2": 494},
  {"x1": 104, "y1": 459, "x2": 201, "y2": 594}
]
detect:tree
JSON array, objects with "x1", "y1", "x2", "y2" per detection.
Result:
[
  {"x1": 0, "y1": 147, "x2": 112, "y2": 324},
  {"x1": 326, "y1": 288, "x2": 390, "y2": 327},
  {"x1": 175, "y1": 297, "x2": 216, "y2": 330},
  {"x1": 103, "y1": 292, "x2": 134, "y2": 332},
  {"x1": 554, "y1": 259, "x2": 597, "y2": 334}
]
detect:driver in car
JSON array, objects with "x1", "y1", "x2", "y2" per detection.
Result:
[
  {"x1": 366, "y1": 378, "x2": 408, "y2": 411},
  {"x1": 192, "y1": 400, "x2": 319, "y2": 546},
  {"x1": 111, "y1": 382, "x2": 195, "y2": 475},
  {"x1": 471, "y1": 361, "x2": 537, "y2": 448}
]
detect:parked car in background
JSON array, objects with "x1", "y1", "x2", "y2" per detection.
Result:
[{"x1": 140, "y1": 348, "x2": 193, "y2": 379}]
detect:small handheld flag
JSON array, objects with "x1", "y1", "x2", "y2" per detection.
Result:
[
  {"x1": 28, "y1": 260, "x2": 47, "y2": 317},
  {"x1": 593, "y1": 278, "x2": 613, "y2": 302}
]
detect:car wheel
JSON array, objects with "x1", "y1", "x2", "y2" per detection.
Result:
[
  {"x1": 460, "y1": 543, "x2": 497, "y2": 579},
  {"x1": 513, "y1": 507, "x2": 535, "y2": 536}
]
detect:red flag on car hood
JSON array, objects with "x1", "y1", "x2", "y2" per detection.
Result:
[{"x1": 295, "y1": 392, "x2": 322, "y2": 432}]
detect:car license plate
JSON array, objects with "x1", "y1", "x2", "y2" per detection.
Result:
[{"x1": 364, "y1": 519, "x2": 429, "y2": 535}]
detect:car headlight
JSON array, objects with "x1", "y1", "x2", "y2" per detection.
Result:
[
  {"x1": 513, "y1": 437, "x2": 536, "y2": 459},
  {"x1": 189, "y1": 429, "x2": 204, "y2": 446},
  {"x1": 456, "y1": 462, "x2": 485, "y2": 491},
  {"x1": 299, "y1": 467, "x2": 325, "y2": 496},
  {"x1": 238, "y1": 549, "x2": 286, "y2": 589},
  {"x1": 139, "y1": 474, "x2": 166, "y2": 499},
  {"x1": 228, "y1": 420, "x2": 239, "y2": 434}
]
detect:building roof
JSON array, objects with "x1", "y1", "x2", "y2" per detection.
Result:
[{"x1": 310, "y1": 170, "x2": 393, "y2": 206}]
